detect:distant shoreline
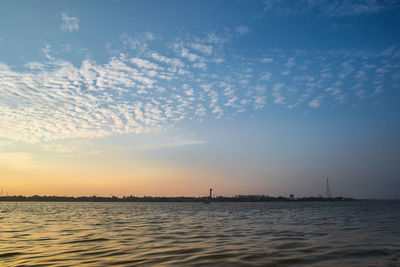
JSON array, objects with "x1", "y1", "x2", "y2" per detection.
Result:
[{"x1": 0, "y1": 195, "x2": 354, "y2": 202}]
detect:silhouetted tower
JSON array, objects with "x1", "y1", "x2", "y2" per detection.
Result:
[
  {"x1": 209, "y1": 188, "x2": 212, "y2": 199},
  {"x1": 326, "y1": 178, "x2": 332, "y2": 198}
]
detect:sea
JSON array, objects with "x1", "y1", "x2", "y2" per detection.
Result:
[{"x1": 1, "y1": 201, "x2": 399, "y2": 266}]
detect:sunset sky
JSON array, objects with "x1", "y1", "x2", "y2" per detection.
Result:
[{"x1": 0, "y1": 0, "x2": 399, "y2": 198}]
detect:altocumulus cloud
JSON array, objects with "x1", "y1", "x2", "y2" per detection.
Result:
[
  {"x1": 0, "y1": 33, "x2": 399, "y2": 144},
  {"x1": 0, "y1": 36, "x2": 241, "y2": 143}
]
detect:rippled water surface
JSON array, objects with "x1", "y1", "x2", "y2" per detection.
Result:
[{"x1": 1, "y1": 201, "x2": 400, "y2": 266}]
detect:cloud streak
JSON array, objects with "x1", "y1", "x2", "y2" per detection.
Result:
[
  {"x1": 135, "y1": 138, "x2": 206, "y2": 151},
  {"x1": 263, "y1": 0, "x2": 400, "y2": 17}
]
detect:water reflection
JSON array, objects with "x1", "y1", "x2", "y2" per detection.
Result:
[{"x1": 0, "y1": 201, "x2": 399, "y2": 266}]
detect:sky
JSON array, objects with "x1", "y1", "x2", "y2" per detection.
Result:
[{"x1": 0, "y1": 0, "x2": 399, "y2": 198}]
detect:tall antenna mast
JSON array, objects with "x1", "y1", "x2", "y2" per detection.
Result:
[{"x1": 326, "y1": 178, "x2": 332, "y2": 198}]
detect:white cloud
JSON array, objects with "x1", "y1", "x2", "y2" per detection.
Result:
[
  {"x1": 355, "y1": 70, "x2": 366, "y2": 80},
  {"x1": 356, "y1": 89, "x2": 366, "y2": 99},
  {"x1": 261, "y1": 57, "x2": 274, "y2": 63},
  {"x1": 185, "y1": 88, "x2": 194, "y2": 96},
  {"x1": 285, "y1": 57, "x2": 296, "y2": 68},
  {"x1": 120, "y1": 33, "x2": 148, "y2": 54},
  {"x1": 145, "y1": 32, "x2": 155, "y2": 40},
  {"x1": 60, "y1": 13, "x2": 79, "y2": 32},
  {"x1": 255, "y1": 85, "x2": 266, "y2": 93},
  {"x1": 213, "y1": 58, "x2": 225, "y2": 64},
  {"x1": 150, "y1": 52, "x2": 184, "y2": 68},
  {"x1": 200, "y1": 84, "x2": 211, "y2": 92},
  {"x1": 272, "y1": 83, "x2": 285, "y2": 104},
  {"x1": 225, "y1": 95, "x2": 238, "y2": 107},
  {"x1": 181, "y1": 48, "x2": 199, "y2": 62},
  {"x1": 236, "y1": 26, "x2": 250, "y2": 35},
  {"x1": 130, "y1": 57, "x2": 162, "y2": 70},
  {"x1": 193, "y1": 62, "x2": 206, "y2": 69},
  {"x1": 212, "y1": 106, "x2": 223, "y2": 119},
  {"x1": 190, "y1": 43, "x2": 213, "y2": 56},
  {"x1": 195, "y1": 104, "x2": 206, "y2": 117},
  {"x1": 208, "y1": 90, "x2": 223, "y2": 118},
  {"x1": 260, "y1": 72, "x2": 272, "y2": 80},
  {"x1": 206, "y1": 32, "x2": 228, "y2": 44},
  {"x1": 308, "y1": 97, "x2": 322, "y2": 108},
  {"x1": 42, "y1": 44, "x2": 54, "y2": 60},
  {"x1": 326, "y1": 87, "x2": 341, "y2": 96},
  {"x1": 254, "y1": 95, "x2": 267, "y2": 109},
  {"x1": 25, "y1": 62, "x2": 45, "y2": 70},
  {"x1": 339, "y1": 60, "x2": 354, "y2": 79}
]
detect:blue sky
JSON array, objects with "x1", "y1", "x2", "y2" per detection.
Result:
[{"x1": 0, "y1": 0, "x2": 399, "y2": 198}]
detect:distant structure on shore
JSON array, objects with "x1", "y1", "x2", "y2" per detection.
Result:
[
  {"x1": 0, "y1": 194, "x2": 353, "y2": 202},
  {"x1": 326, "y1": 178, "x2": 332, "y2": 198},
  {"x1": 203, "y1": 188, "x2": 212, "y2": 204},
  {"x1": 0, "y1": 181, "x2": 356, "y2": 203}
]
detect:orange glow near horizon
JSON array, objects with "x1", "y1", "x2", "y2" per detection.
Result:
[{"x1": 0, "y1": 156, "x2": 265, "y2": 197}]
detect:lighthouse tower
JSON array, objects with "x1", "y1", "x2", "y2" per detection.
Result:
[{"x1": 326, "y1": 178, "x2": 332, "y2": 198}]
